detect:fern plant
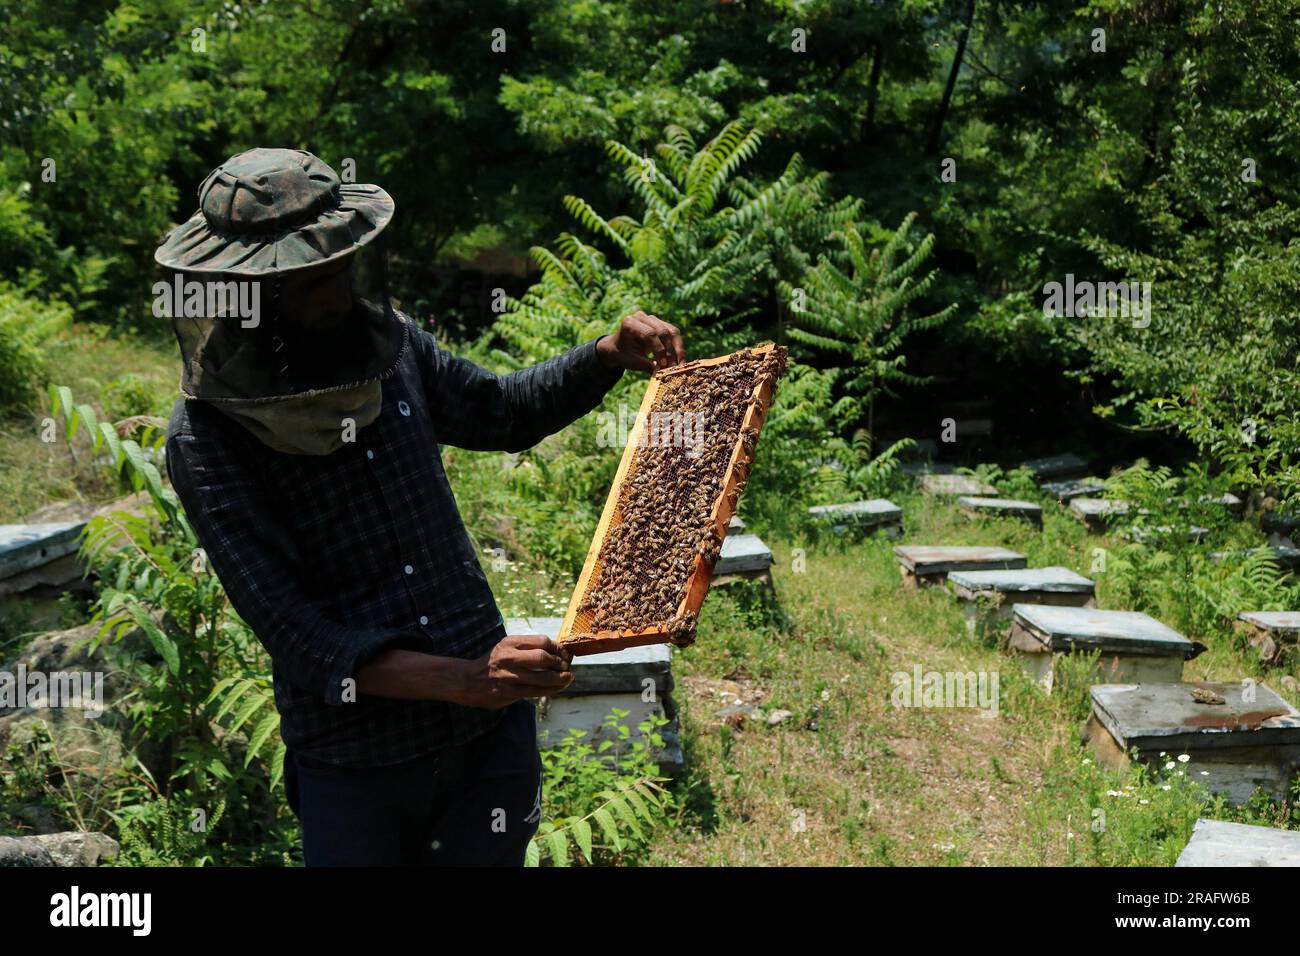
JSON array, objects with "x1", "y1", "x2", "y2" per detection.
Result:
[
  {"x1": 495, "y1": 120, "x2": 859, "y2": 364},
  {"x1": 527, "y1": 709, "x2": 675, "y2": 866},
  {"x1": 783, "y1": 215, "x2": 956, "y2": 430},
  {"x1": 47, "y1": 386, "x2": 287, "y2": 861}
]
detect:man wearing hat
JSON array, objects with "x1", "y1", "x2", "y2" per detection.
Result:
[{"x1": 158, "y1": 148, "x2": 685, "y2": 866}]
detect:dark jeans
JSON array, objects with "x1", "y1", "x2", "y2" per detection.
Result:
[{"x1": 285, "y1": 699, "x2": 543, "y2": 866}]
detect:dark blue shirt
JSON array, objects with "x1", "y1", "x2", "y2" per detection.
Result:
[{"x1": 166, "y1": 319, "x2": 622, "y2": 768}]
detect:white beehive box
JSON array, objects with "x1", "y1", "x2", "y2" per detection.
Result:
[
  {"x1": 1008, "y1": 605, "x2": 1202, "y2": 690},
  {"x1": 1086, "y1": 681, "x2": 1300, "y2": 804}
]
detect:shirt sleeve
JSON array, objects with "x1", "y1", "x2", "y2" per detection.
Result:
[
  {"x1": 415, "y1": 331, "x2": 624, "y2": 452},
  {"x1": 166, "y1": 411, "x2": 401, "y2": 706}
]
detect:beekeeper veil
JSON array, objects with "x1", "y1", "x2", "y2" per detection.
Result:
[{"x1": 154, "y1": 148, "x2": 407, "y2": 455}]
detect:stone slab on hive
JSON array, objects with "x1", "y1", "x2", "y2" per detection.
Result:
[
  {"x1": 1020, "y1": 452, "x2": 1088, "y2": 481},
  {"x1": 0, "y1": 522, "x2": 84, "y2": 582},
  {"x1": 808, "y1": 499, "x2": 903, "y2": 536},
  {"x1": 1175, "y1": 818, "x2": 1300, "y2": 867},
  {"x1": 918, "y1": 474, "x2": 997, "y2": 496},
  {"x1": 1040, "y1": 479, "x2": 1106, "y2": 503},
  {"x1": 957, "y1": 495, "x2": 1043, "y2": 526}
]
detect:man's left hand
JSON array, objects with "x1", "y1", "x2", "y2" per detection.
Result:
[{"x1": 596, "y1": 310, "x2": 686, "y2": 372}]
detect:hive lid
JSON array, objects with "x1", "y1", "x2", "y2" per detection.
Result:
[
  {"x1": 808, "y1": 499, "x2": 902, "y2": 524},
  {"x1": 948, "y1": 566, "x2": 1094, "y2": 594},
  {"x1": 1090, "y1": 681, "x2": 1300, "y2": 749},
  {"x1": 1041, "y1": 479, "x2": 1106, "y2": 502},
  {"x1": 1175, "y1": 818, "x2": 1300, "y2": 867},
  {"x1": 1238, "y1": 611, "x2": 1300, "y2": 634},
  {"x1": 1012, "y1": 605, "x2": 1194, "y2": 656},
  {"x1": 1020, "y1": 452, "x2": 1087, "y2": 479},
  {"x1": 714, "y1": 533, "x2": 773, "y2": 575},
  {"x1": 0, "y1": 522, "x2": 86, "y2": 579},
  {"x1": 894, "y1": 545, "x2": 1026, "y2": 575},
  {"x1": 957, "y1": 496, "x2": 1042, "y2": 514},
  {"x1": 918, "y1": 474, "x2": 997, "y2": 496},
  {"x1": 1070, "y1": 497, "x2": 1131, "y2": 518}
]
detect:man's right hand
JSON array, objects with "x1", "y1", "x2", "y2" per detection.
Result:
[{"x1": 451, "y1": 634, "x2": 574, "y2": 709}]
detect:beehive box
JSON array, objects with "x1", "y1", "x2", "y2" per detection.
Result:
[
  {"x1": 918, "y1": 473, "x2": 997, "y2": 496},
  {"x1": 558, "y1": 344, "x2": 787, "y2": 656},
  {"x1": 1085, "y1": 681, "x2": 1300, "y2": 804},
  {"x1": 1040, "y1": 478, "x2": 1105, "y2": 503},
  {"x1": 0, "y1": 521, "x2": 86, "y2": 599},
  {"x1": 947, "y1": 566, "x2": 1095, "y2": 632},
  {"x1": 506, "y1": 617, "x2": 682, "y2": 773},
  {"x1": 1008, "y1": 604, "x2": 1202, "y2": 689},
  {"x1": 894, "y1": 545, "x2": 1026, "y2": 589},
  {"x1": 711, "y1": 533, "x2": 774, "y2": 585},
  {"x1": 808, "y1": 499, "x2": 903, "y2": 537},
  {"x1": 957, "y1": 495, "x2": 1043, "y2": 527},
  {"x1": 1020, "y1": 452, "x2": 1088, "y2": 481},
  {"x1": 1236, "y1": 611, "x2": 1300, "y2": 666}
]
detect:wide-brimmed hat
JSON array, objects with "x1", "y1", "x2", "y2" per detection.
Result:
[{"x1": 154, "y1": 148, "x2": 394, "y2": 276}]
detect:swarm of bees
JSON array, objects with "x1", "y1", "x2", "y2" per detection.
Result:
[{"x1": 577, "y1": 345, "x2": 788, "y2": 645}]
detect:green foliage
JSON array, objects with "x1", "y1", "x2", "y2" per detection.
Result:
[
  {"x1": 785, "y1": 215, "x2": 955, "y2": 429},
  {"x1": 528, "y1": 710, "x2": 675, "y2": 866},
  {"x1": 0, "y1": 284, "x2": 71, "y2": 413},
  {"x1": 46, "y1": 386, "x2": 289, "y2": 863}
]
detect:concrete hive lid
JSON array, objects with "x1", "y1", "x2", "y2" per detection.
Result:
[
  {"x1": 0, "y1": 522, "x2": 86, "y2": 580},
  {"x1": 506, "y1": 617, "x2": 671, "y2": 693},
  {"x1": 1237, "y1": 611, "x2": 1300, "y2": 634},
  {"x1": 1012, "y1": 605, "x2": 1195, "y2": 657},
  {"x1": 1041, "y1": 479, "x2": 1106, "y2": 502},
  {"x1": 894, "y1": 545, "x2": 1026, "y2": 575},
  {"x1": 1020, "y1": 452, "x2": 1088, "y2": 479},
  {"x1": 808, "y1": 499, "x2": 903, "y2": 524},
  {"x1": 948, "y1": 566, "x2": 1094, "y2": 594},
  {"x1": 918, "y1": 473, "x2": 998, "y2": 495},
  {"x1": 1175, "y1": 818, "x2": 1300, "y2": 867},
  {"x1": 1089, "y1": 681, "x2": 1300, "y2": 751},
  {"x1": 957, "y1": 496, "x2": 1042, "y2": 514}
]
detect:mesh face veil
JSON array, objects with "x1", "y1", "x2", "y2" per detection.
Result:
[{"x1": 166, "y1": 237, "x2": 407, "y2": 406}]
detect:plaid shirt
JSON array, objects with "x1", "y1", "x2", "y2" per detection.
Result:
[{"x1": 166, "y1": 320, "x2": 622, "y2": 768}]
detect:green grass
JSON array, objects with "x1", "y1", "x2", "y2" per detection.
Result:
[
  {"x1": 0, "y1": 325, "x2": 174, "y2": 523},
  {"x1": 644, "y1": 486, "x2": 1300, "y2": 866}
]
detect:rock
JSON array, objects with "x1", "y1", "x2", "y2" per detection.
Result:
[
  {"x1": 718, "y1": 703, "x2": 759, "y2": 722},
  {"x1": 0, "y1": 836, "x2": 55, "y2": 867},
  {"x1": 766, "y1": 709, "x2": 794, "y2": 726},
  {"x1": 32, "y1": 831, "x2": 118, "y2": 866},
  {"x1": 8, "y1": 622, "x2": 106, "y2": 675}
]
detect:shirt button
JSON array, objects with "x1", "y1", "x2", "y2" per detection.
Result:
[
  {"x1": 365, "y1": 450, "x2": 375, "y2": 460},
  {"x1": 398, "y1": 400, "x2": 411, "y2": 417},
  {"x1": 419, "y1": 615, "x2": 429, "y2": 626},
  {"x1": 404, "y1": 564, "x2": 414, "y2": 575}
]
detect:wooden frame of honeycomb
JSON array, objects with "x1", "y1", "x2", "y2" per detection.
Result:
[{"x1": 558, "y1": 342, "x2": 786, "y2": 656}]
